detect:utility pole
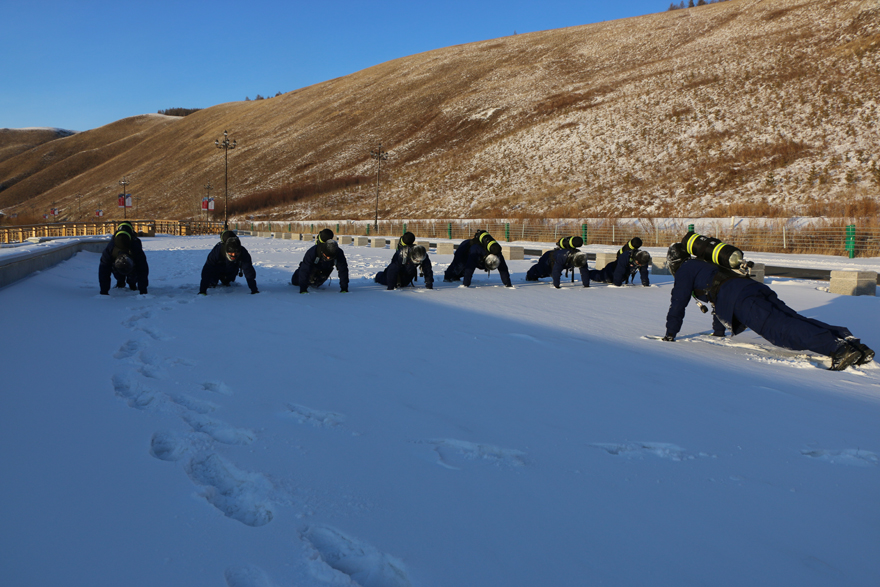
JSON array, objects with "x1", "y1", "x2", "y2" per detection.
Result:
[
  {"x1": 215, "y1": 130, "x2": 236, "y2": 229},
  {"x1": 371, "y1": 142, "x2": 389, "y2": 232}
]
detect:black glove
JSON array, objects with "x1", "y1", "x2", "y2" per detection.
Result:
[{"x1": 662, "y1": 334, "x2": 675, "y2": 342}]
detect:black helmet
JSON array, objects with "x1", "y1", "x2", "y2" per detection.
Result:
[
  {"x1": 570, "y1": 251, "x2": 587, "y2": 268},
  {"x1": 667, "y1": 243, "x2": 689, "y2": 275},
  {"x1": 411, "y1": 245, "x2": 427, "y2": 264},
  {"x1": 319, "y1": 239, "x2": 339, "y2": 259},
  {"x1": 223, "y1": 236, "x2": 242, "y2": 261},
  {"x1": 220, "y1": 230, "x2": 237, "y2": 244},
  {"x1": 317, "y1": 228, "x2": 334, "y2": 244},
  {"x1": 400, "y1": 232, "x2": 416, "y2": 247},
  {"x1": 113, "y1": 253, "x2": 135, "y2": 276},
  {"x1": 634, "y1": 250, "x2": 652, "y2": 266}
]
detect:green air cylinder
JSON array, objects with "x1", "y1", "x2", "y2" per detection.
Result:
[
  {"x1": 557, "y1": 236, "x2": 584, "y2": 250},
  {"x1": 681, "y1": 231, "x2": 744, "y2": 270},
  {"x1": 475, "y1": 230, "x2": 502, "y2": 256}
]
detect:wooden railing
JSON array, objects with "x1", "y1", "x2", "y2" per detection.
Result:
[{"x1": 0, "y1": 219, "x2": 224, "y2": 244}]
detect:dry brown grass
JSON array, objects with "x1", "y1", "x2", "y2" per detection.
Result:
[{"x1": 1, "y1": 0, "x2": 877, "y2": 223}]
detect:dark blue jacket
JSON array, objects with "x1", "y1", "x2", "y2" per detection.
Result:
[
  {"x1": 665, "y1": 259, "x2": 758, "y2": 337},
  {"x1": 379, "y1": 249, "x2": 433, "y2": 289},
  {"x1": 528, "y1": 249, "x2": 588, "y2": 287},
  {"x1": 199, "y1": 242, "x2": 258, "y2": 294},
  {"x1": 295, "y1": 245, "x2": 349, "y2": 293},
  {"x1": 98, "y1": 236, "x2": 149, "y2": 294},
  {"x1": 666, "y1": 258, "x2": 854, "y2": 356},
  {"x1": 587, "y1": 250, "x2": 649, "y2": 287},
  {"x1": 446, "y1": 239, "x2": 511, "y2": 287}
]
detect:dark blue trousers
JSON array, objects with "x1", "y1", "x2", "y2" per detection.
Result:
[{"x1": 734, "y1": 287, "x2": 852, "y2": 356}]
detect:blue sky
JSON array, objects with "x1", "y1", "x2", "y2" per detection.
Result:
[{"x1": 2, "y1": 0, "x2": 666, "y2": 131}]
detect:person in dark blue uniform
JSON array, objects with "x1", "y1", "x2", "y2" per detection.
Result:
[
  {"x1": 443, "y1": 230, "x2": 512, "y2": 287},
  {"x1": 98, "y1": 224, "x2": 149, "y2": 295},
  {"x1": 586, "y1": 238, "x2": 651, "y2": 287},
  {"x1": 292, "y1": 228, "x2": 349, "y2": 294},
  {"x1": 661, "y1": 243, "x2": 874, "y2": 371},
  {"x1": 375, "y1": 243, "x2": 433, "y2": 290},
  {"x1": 526, "y1": 236, "x2": 588, "y2": 288},
  {"x1": 198, "y1": 231, "x2": 259, "y2": 295}
]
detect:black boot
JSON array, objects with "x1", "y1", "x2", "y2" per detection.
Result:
[
  {"x1": 856, "y1": 343, "x2": 875, "y2": 366},
  {"x1": 829, "y1": 342, "x2": 863, "y2": 371}
]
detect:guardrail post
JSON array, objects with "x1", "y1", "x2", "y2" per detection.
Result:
[
  {"x1": 688, "y1": 223, "x2": 695, "y2": 232},
  {"x1": 447, "y1": 223, "x2": 452, "y2": 239},
  {"x1": 845, "y1": 224, "x2": 856, "y2": 258},
  {"x1": 366, "y1": 224, "x2": 370, "y2": 235},
  {"x1": 582, "y1": 223, "x2": 587, "y2": 245},
  {"x1": 505, "y1": 223, "x2": 510, "y2": 242}
]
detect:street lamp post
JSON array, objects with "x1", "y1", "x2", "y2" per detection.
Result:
[
  {"x1": 119, "y1": 176, "x2": 130, "y2": 220},
  {"x1": 370, "y1": 142, "x2": 389, "y2": 232},
  {"x1": 214, "y1": 130, "x2": 236, "y2": 229}
]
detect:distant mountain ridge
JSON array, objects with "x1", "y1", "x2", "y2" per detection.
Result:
[{"x1": 1, "y1": 0, "x2": 878, "y2": 222}]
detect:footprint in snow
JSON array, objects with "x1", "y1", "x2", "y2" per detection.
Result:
[
  {"x1": 186, "y1": 452, "x2": 275, "y2": 527},
  {"x1": 202, "y1": 381, "x2": 233, "y2": 395},
  {"x1": 591, "y1": 442, "x2": 710, "y2": 461},
  {"x1": 284, "y1": 403, "x2": 345, "y2": 427},
  {"x1": 423, "y1": 438, "x2": 526, "y2": 469},
  {"x1": 801, "y1": 448, "x2": 878, "y2": 467},
  {"x1": 113, "y1": 339, "x2": 144, "y2": 360},
  {"x1": 183, "y1": 413, "x2": 256, "y2": 445},
  {"x1": 111, "y1": 372, "x2": 158, "y2": 410},
  {"x1": 224, "y1": 565, "x2": 278, "y2": 587},
  {"x1": 302, "y1": 525, "x2": 412, "y2": 587}
]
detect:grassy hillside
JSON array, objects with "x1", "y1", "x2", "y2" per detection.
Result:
[{"x1": 1, "y1": 0, "x2": 878, "y2": 222}]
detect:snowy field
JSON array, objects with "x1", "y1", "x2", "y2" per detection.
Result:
[{"x1": 1, "y1": 234, "x2": 879, "y2": 587}]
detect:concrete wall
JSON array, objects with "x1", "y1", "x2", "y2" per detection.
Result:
[{"x1": 0, "y1": 239, "x2": 107, "y2": 290}]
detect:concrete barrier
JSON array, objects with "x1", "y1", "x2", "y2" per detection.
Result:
[
  {"x1": 416, "y1": 240, "x2": 430, "y2": 250},
  {"x1": 749, "y1": 263, "x2": 765, "y2": 283},
  {"x1": 436, "y1": 242, "x2": 455, "y2": 255},
  {"x1": 501, "y1": 246, "x2": 524, "y2": 260},
  {"x1": 353, "y1": 236, "x2": 368, "y2": 246},
  {"x1": 0, "y1": 239, "x2": 107, "y2": 290},
  {"x1": 370, "y1": 237, "x2": 386, "y2": 248},
  {"x1": 339, "y1": 236, "x2": 353, "y2": 245},
  {"x1": 301, "y1": 233, "x2": 313, "y2": 242},
  {"x1": 282, "y1": 232, "x2": 293, "y2": 239},
  {"x1": 594, "y1": 252, "x2": 617, "y2": 271},
  {"x1": 390, "y1": 238, "x2": 401, "y2": 250},
  {"x1": 652, "y1": 258, "x2": 671, "y2": 276},
  {"x1": 830, "y1": 270, "x2": 877, "y2": 296}
]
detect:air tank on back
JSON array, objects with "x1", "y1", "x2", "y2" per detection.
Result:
[{"x1": 681, "y1": 231, "x2": 745, "y2": 271}]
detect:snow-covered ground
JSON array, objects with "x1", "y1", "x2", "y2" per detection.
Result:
[{"x1": 1, "y1": 235, "x2": 879, "y2": 587}]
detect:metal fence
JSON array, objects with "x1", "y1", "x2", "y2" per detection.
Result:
[
  {"x1": 0, "y1": 219, "x2": 225, "y2": 244},
  {"x1": 233, "y1": 219, "x2": 880, "y2": 258}
]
